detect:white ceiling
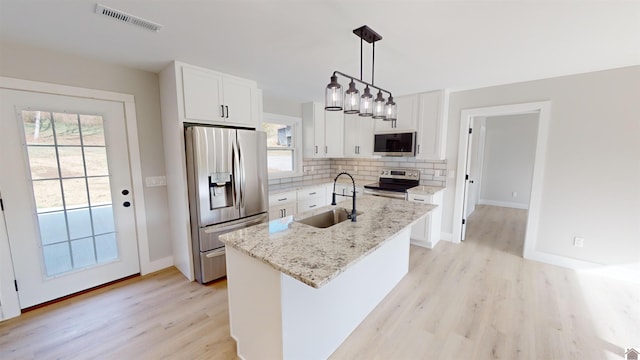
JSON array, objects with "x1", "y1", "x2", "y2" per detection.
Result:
[{"x1": 1, "y1": 1, "x2": 639, "y2": 103}]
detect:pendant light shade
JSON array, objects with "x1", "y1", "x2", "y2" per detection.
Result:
[
  {"x1": 373, "y1": 90, "x2": 386, "y2": 119},
  {"x1": 359, "y1": 86, "x2": 373, "y2": 117},
  {"x1": 344, "y1": 79, "x2": 360, "y2": 114},
  {"x1": 325, "y1": 75, "x2": 343, "y2": 111},
  {"x1": 324, "y1": 26, "x2": 396, "y2": 118},
  {"x1": 384, "y1": 95, "x2": 397, "y2": 121}
]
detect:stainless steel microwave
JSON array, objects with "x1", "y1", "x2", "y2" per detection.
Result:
[{"x1": 373, "y1": 132, "x2": 416, "y2": 156}]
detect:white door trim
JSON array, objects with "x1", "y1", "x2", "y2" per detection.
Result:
[
  {"x1": 452, "y1": 101, "x2": 551, "y2": 261},
  {"x1": 0, "y1": 77, "x2": 153, "y2": 317}
]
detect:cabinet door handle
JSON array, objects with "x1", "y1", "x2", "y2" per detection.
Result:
[
  {"x1": 309, "y1": 204, "x2": 317, "y2": 208},
  {"x1": 413, "y1": 198, "x2": 425, "y2": 202},
  {"x1": 225, "y1": 105, "x2": 229, "y2": 118},
  {"x1": 315, "y1": 145, "x2": 318, "y2": 154},
  {"x1": 220, "y1": 105, "x2": 225, "y2": 118},
  {"x1": 283, "y1": 208, "x2": 287, "y2": 217},
  {"x1": 417, "y1": 144, "x2": 421, "y2": 154},
  {"x1": 309, "y1": 192, "x2": 316, "y2": 195},
  {"x1": 325, "y1": 146, "x2": 328, "y2": 154},
  {"x1": 277, "y1": 197, "x2": 288, "y2": 201}
]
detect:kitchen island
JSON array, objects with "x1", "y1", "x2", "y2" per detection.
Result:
[{"x1": 219, "y1": 196, "x2": 436, "y2": 360}]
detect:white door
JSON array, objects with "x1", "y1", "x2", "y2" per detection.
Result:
[
  {"x1": 0, "y1": 89, "x2": 140, "y2": 309},
  {"x1": 460, "y1": 119, "x2": 477, "y2": 240}
]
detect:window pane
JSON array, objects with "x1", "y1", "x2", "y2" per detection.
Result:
[
  {"x1": 88, "y1": 177, "x2": 111, "y2": 206},
  {"x1": 80, "y1": 115, "x2": 105, "y2": 146},
  {"x1": 22, "y1": 111, "x2": 54, "y2": 145},
  {"x1": 67, "y1": 208, "x2": 93, "y2": 239},
  {"x1": 263, "y1": 123, "x2": 293, "y2": 148},
  {"x1": 267, "y1": 149, "x2": 294, "y2": 172},
  {"x1": 62, "y1": 178, "x2": 88, "y2": 209},
  {"x1": 43, "y1": 242, "x2": 72, "y2": 276},
  {"x1": 58, "y1": 146, "x2": 85, "y2": 178},
  {"x1": 38, "y1": 211, "x2": 68, "y2": 245},
  {"x1": 33, "y1": 179, "x2": 63, "y2": 211},
  {"x1": 84, "y1": 147, "x2": 109, "y2": 176},
  {"x1": 27, "y1": 146, "x2": 59, "y2": 180},
  {"x1": 53, "y1": 112, "x2": 81, "y2": 145},
  {"x1": 71, "y1": 237, "x2": 96, "y2": 268},
  {"x1": 92, "y1": 205, "x2": 115, "y2": 234}
]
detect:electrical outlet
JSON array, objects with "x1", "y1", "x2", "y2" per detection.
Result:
[
  {"x1": 573, "y1": 237, "x2": 584, "y2": 248},
  {"x1": 512, "y1": 191, "x2": 518, "y2": 197}
]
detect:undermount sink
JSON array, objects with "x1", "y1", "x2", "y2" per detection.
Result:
[{"x1": 296, "y1": 207, "x2": 363, "y2": 229}]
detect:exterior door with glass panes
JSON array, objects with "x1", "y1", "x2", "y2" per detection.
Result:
[{"x1": 0, "y1": 89, "x2": 139, "y2": 309}]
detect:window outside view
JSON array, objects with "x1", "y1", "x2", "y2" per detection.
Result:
[
  {"x1": 21, "y1": 110, "x2": 119, "y2": 276},
  {"x1": 263, "y1": 122, "x2": 294, "y2": 173}
]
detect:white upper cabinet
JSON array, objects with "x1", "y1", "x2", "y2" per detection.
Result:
[
  {"x1": 177, "y1": 62, "x2": 260, "y2": 128},
  {"x1": 374, "y1": 94, "x2": 418, "y2": 132},
  {"x1": 344, "y1": 114, "x2": 374, "y2": 157},
  {"x1": 324, "y1": 110, "x2": 344, "y2": 157},
  {"x1": 415, "y1": 90, "x2": 449, "y2": 160},
  {"x1": 302, "y1": 102, "x2": 344, "y2": 158}
]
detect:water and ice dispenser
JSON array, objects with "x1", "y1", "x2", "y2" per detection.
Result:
[{"x1": 208, "y1": 172, "x2": 233, "y2": 210}]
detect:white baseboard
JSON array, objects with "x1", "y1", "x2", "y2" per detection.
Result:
[
  {"x1": 478, "y1": 199, "x2": 529, "y2": 209},
  {"x1": 141, "y1": 256, "x2": 174, "y2": 275},
  {"x1": 410, "y1": 239, "x2": 434, "y2": 249},
  {"x1": 524, "y1": 249, "x2": 640, "y2": 284},
  {"x1": 440, "y1": 232, "x2": 454, "y2": 243},
  {"x1": 524, "y1": 249, "x2": 599, "y2": 270}
]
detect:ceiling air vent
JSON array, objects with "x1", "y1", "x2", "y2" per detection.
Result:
[{"x1": 95, "y1": 4, "x2": 162, "y2": 32}]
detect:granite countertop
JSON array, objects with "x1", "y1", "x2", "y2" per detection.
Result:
[
  {"x1": 406, "y1": 185, "x2": 446, "y2": 195},
  {"x1": 219, "y1": 195, "x2": 436, "y2": 289}
]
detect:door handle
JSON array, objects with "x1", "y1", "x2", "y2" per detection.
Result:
[
  {"x1": 315, "y1": 145, "x2": 318, "y2": 154},
  {"x1": 205, "y1": 248, "x2": 225, "y2": 258},
  {"x1": 225, "y1": 105, "x2": 229, "y2": 118},
  {"x1": 220, "y1": 105, "x2": 225, "y2": 118}
]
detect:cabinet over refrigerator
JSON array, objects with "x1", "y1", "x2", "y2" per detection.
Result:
[{"x1": 185, "y1": 125, "x2": 269, "y2": 283}]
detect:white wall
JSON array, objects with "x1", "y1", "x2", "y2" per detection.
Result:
[
  {"x1": 444, "y1": 65, "x2": 640, "y2": 266},
  {"x1": 262, "y1": 93, "x2": 302, "y2": 118},
  {"x1": 479, "y1": 113, "x2": 538, "y2": 209},
  {"x1": 0, "y1": 41, "x2": 172, "y2": 263}
]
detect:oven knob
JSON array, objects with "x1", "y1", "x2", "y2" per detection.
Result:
[{"x1": 380, "y1": 171, "x2": 385, "y2": 175}]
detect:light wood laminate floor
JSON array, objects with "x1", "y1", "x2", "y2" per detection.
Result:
[{"x1": 1, "y1": 205, "x2": 638, "y2": 359}]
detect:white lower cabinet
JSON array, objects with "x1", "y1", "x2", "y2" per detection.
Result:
[
  {"x1": 296, "y1": 185, "x2": 326, "y2": 214},
  {"x1": 268, "y1": 190, "x2": 297, "y2": 220},
  {"x1": 408, "y1": 191, "x2": 444, "y2": 248}
]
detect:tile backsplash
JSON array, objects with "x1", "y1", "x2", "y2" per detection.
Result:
[{"x1": 268, "y1": 157, "x2": 447, "y2": 191}]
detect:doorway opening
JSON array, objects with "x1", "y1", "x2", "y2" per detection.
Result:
[{"x1": 452, "y1": 101, "x2": 551, "y2": 259}]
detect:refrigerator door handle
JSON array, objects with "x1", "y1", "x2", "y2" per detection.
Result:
[
  {"x1": 232, "y1": 138, "x2": 241, "y2": 209},
  {"x1": 237, "y1": 138, "x2": 246, "y2": 209},
  {"x1": 205, "y1": 248, "x2": 225, "y2": 258}
]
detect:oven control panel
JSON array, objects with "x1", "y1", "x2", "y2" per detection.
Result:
[{"x1": 379, "y1": 168, "x2": 420, "y2": 180}]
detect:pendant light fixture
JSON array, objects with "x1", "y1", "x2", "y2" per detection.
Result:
[{"x1": 325, "y1": 25, "x2": 396, "y2": 122}]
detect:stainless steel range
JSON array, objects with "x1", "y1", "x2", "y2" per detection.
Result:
[{"x1": 363, "y1": 168, "x2": 420, "y2": 199}]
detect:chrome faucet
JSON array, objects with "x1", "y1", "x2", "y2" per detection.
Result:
[{"x1": 331, "y1": 172, "x2": 357, "y2": 222}]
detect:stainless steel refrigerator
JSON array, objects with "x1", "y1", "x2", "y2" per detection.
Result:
[{"x1": 185, "y1": 125, "x2": 269, "y2": 283}]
